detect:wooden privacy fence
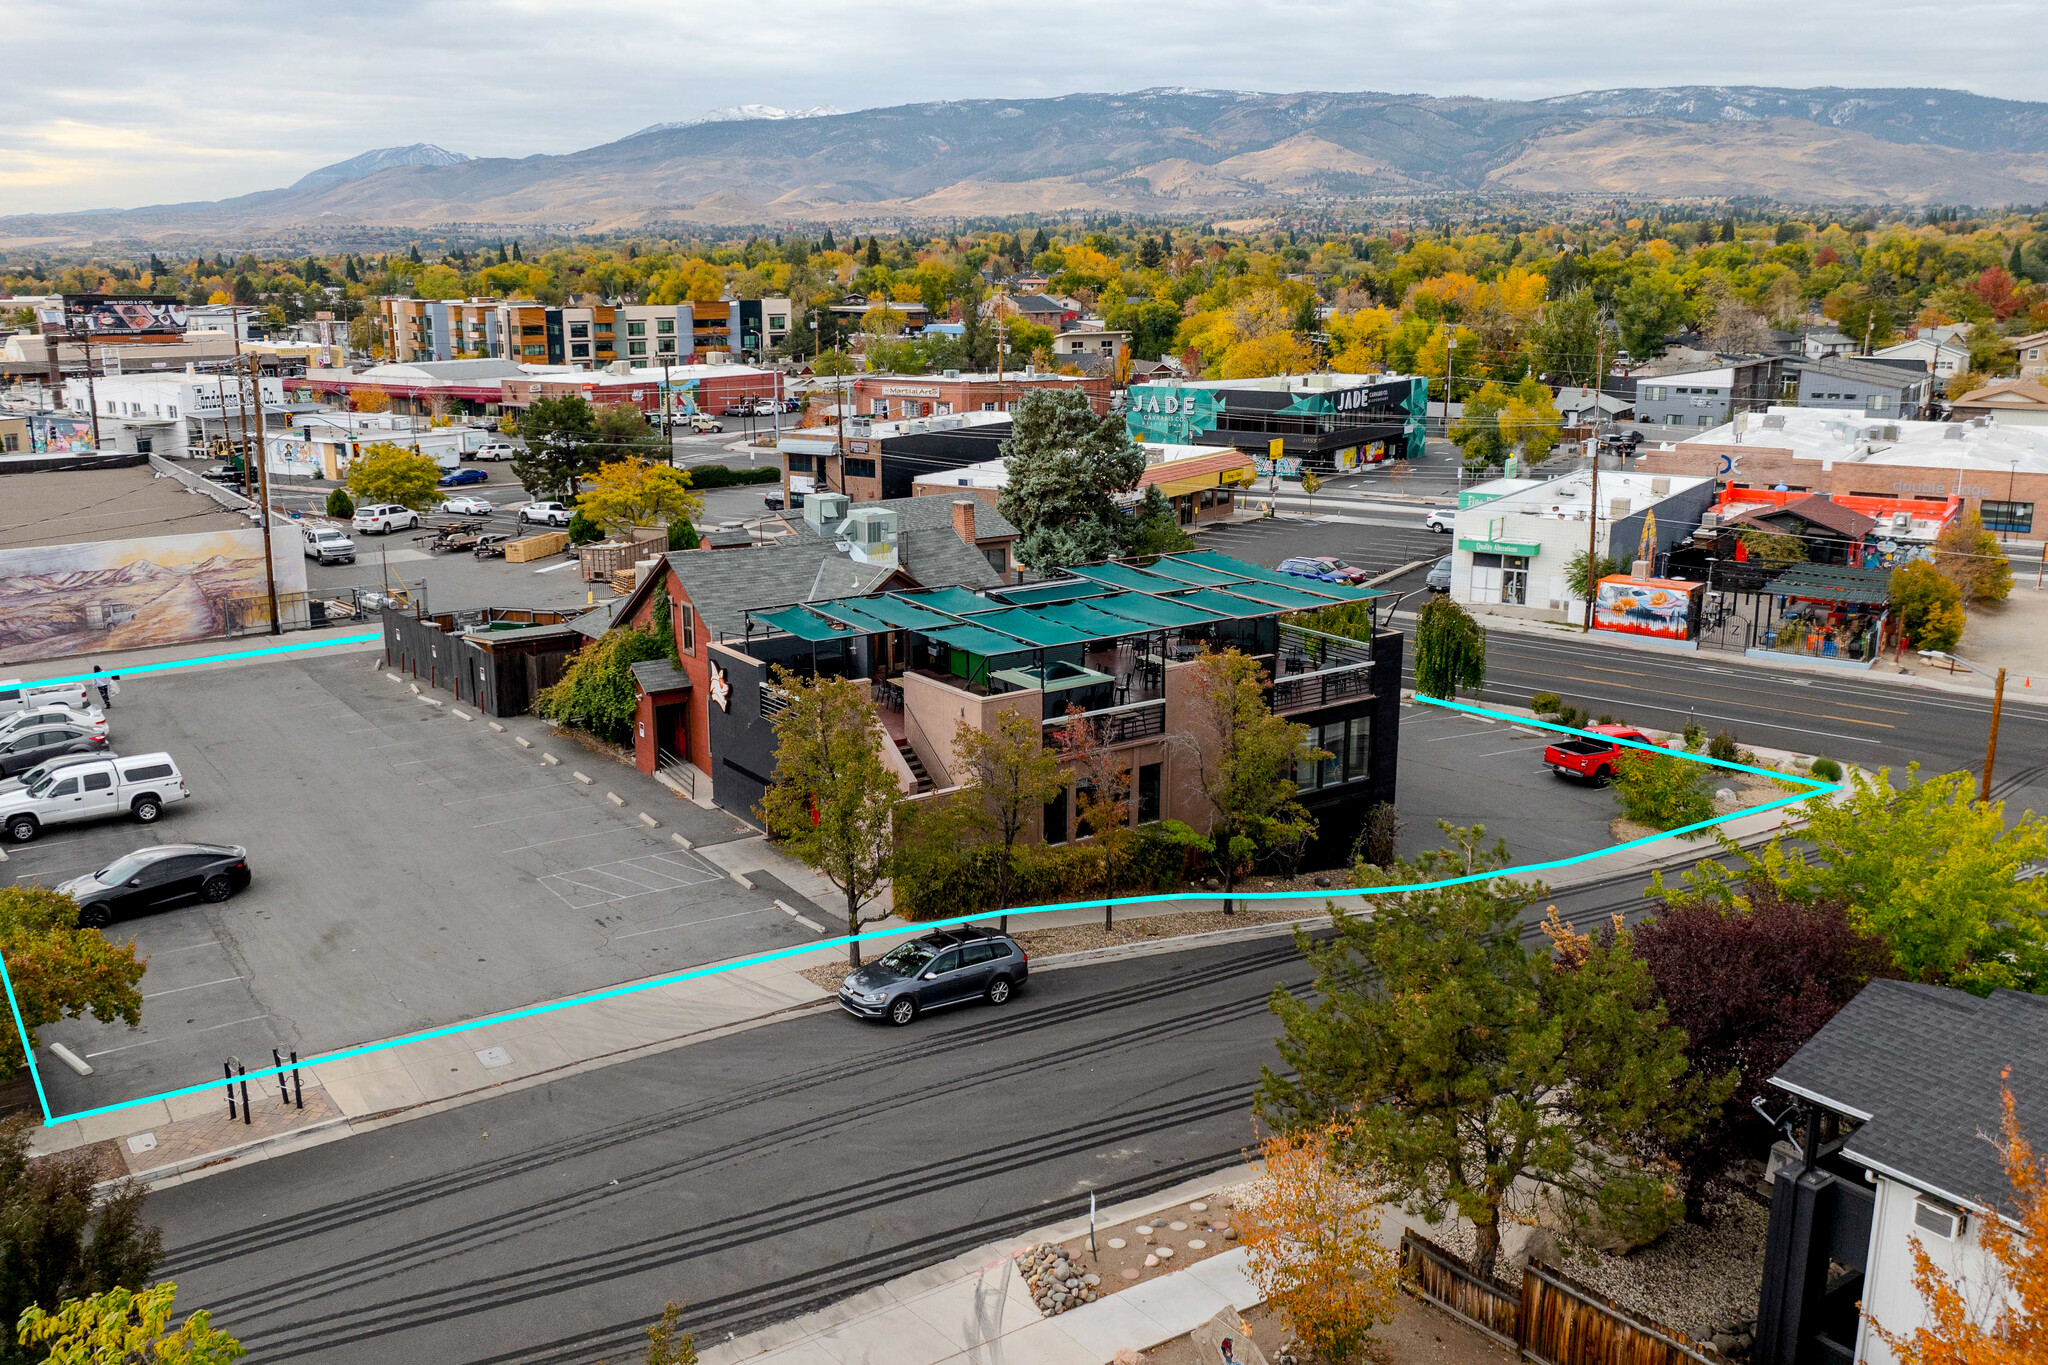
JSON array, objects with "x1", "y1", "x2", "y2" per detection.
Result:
[{"x1": 1401, "y1": 1231, "x2": 1725, "y2": 1365}]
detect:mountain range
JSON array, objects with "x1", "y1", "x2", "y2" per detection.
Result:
[{"x1": 8, "y1": 85, "x2": 2048, "y2": 249}]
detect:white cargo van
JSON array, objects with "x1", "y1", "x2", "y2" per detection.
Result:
[{"x1": 0, "y1": 753, "x2": 188, "y2": 842}]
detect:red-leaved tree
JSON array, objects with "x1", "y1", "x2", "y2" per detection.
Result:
[{"x1": 1632, "y1": 880, "x2": 1895, "y2": 1219}]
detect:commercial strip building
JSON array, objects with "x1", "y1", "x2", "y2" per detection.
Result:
[
  {"x1": 1123, "y1": 373, "x2": 1428, "y2": 473},
  {"x1": 609, "y1": 532, "x2": 1401, "y2": 870},
  {"x1": 850, "y1": 370, "x2": 1112, "y2": 421},
  {"x1": 908, "y1": 444, "x2": 1257, "y2": 531},
  {"x1": 1630, "y1": 358, "x2": 1782, "y2": 429},
  {"x1": 59, "y1": 370, "x2": 290, "y2": 459},
  {"x1": 300, "y1": 358, "x2": 782, "y2": 420},
  {"x1": 1635, "y1": 406, "x2": 2048, "y2": 539}
]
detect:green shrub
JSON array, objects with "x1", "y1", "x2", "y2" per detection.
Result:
[
  {"x1": 533, "y1": 626, "x2": 666, "y2": 744},
  {"x1": 1682, "y1": 720, "x2": 1705, "y2": 751},
  {"x1": 1810, "y1": 757, "x2": 1843, "y2": 782},
  {"x1": 1596, "y1": 713, "x2": 1619, "y2": 726},
  {"x1": 1529, "y1": 692, "x2": 1561, "y2": 714},
  {"x1": 892, "y1": 821, "x2": 1205, "y2": 921},
  {"x1": 567, "y1": 509, "x2": 604, "y2": 545},
  {"x1": 684, "y1": 463, "x2": 782, "y2": 489},
  {"x1": 668, "y1": 519, "x2": 700, "y2": 551},
  {"x1": 1707, "y1": 730, "x2": 1739, "y2": 763},
  {"x1": 1554, "y1": 704, "x2": 1584, "y2": 729},
  {"x1": 325, "y1": 487, "x2": 355, "y2": 518},
  {"x1": 1610, "y1": 750, "x2": 1716, "y2": 833}
]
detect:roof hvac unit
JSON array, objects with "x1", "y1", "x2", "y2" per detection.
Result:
[
  {"x1": 1945, "y1": 426, "x2": 1968, "y2": 440},
  {"x1": 842, "y1": 506, "x2": 899, "y2": 548},
  {"x1": 1762, "y1": 414, "x2": 1788, "y2": 430},
  {"x1": 1608, "y1": 496, "x2": 1631, "y2": 520},
  {"x1": 1699, "y1": 511, "x2": 1721, "y2": 529},
  {"x1": 803, "y1": 491, "x2": 850, "y2": 531},
  {"x1": 1651, "y1": 477, "x2": 1671, "y2": 495},
  {"x1": 1892, "y1": 512, "x2": 1912, "y2": 529},
  {"x1": 1912, "y1": 1198, "x2": 1966, "y2": 1241}
]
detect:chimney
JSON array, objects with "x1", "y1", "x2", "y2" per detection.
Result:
[{"x1": 951, "y1": 498, "x2": 979, "y2": 546}]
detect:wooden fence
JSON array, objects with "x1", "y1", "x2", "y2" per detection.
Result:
[{"x1": 1401, "y1": 1231, "x2": 1724, "y2": 1365}]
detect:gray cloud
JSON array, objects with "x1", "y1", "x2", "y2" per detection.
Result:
[{"x1": 6, "y1": 0, "x2": 2045, "y2": 213}]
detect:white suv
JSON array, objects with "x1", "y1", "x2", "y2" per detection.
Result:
[
  {"x1": 517, "y1": 501, "x2": 573, "y2": 527},
  {"x1": 1423, "y1": 509, "x2": 1454, "y2": 533},
  {"x1": 303, "y1": 525, "x2": 357, "y2": 563},
  {"x1": 353, "y1": 504, "x2": 421, "y2": 534},
  {"x1": 473, "y1": 441, "x2": 516, "y2": 462}
]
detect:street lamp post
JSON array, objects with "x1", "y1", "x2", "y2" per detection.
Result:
[{"x1": 1919, "y1": 650, "x2": 2007, "y2": 801}]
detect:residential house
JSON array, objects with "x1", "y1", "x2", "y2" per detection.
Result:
[
  {"x1": 777, "y1": 492, "x2": 1022, "y2": 584},
  {"x1": 1871, "y1": 335, "x2": 1969, "y2": 389},
  {"x1": 1052, "y1": 327, "x2": 1129, "y2": 372},
  {"x1": 1626, "y1": 358, "x2": 1779, "y2": 429},
  {"x1": 1950, "y1": 376, "x2": 2048, "y2": 427},
  {"x1": 909, "y1": 442, "x2": 1256, "y2": 530},
  {"x1": 1795, "y1": 358, "x2": 1931, "y2": 420},
  {"x1": 1553, "y1": 384, "x2": 1635, "y2": 426},
  {"x1": 1802, "y1": 328, "x2": 1857, "y2": 359},
  {"x1": 2011, "y1": 329, "x2": 2048, "y2": 377},
  {"x1": 1754, "y1": 979, "x2": 2048, "y2": 1365}
]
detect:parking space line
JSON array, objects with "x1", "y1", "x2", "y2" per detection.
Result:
[
  {"x1": 442, "y1": 781, "x2": 584, "y2": 805},
  {"x1": 1475, "y1": 744, "x2": 1553, "y2": 757},
  {"x1": 142, "y1": 975, "x2": 244, "y2": 1000},
  {"x1": 84, "y1": 1014, "x2": 271, "y2": 1058},
  {"x1": 473, "y1": 805, "x2": 591, "y2": 827},
  {"x1": 502, "y1": 828, "x2": 647, "y2": 853},
  {"x1": 1425, "y1": 727, "x2": 1501, "y2": 741},
  {"x1": 609, "y1": 906, "x2": 782, "y2": 941}
]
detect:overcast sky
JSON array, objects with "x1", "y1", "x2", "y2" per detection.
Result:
[{"x1": 7, "y1": 0, "x2": 2046, "y2": 215}]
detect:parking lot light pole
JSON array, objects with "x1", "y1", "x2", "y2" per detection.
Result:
[{"x1": 1919, "y1": 650, "x2": 2006, "y2": 801}]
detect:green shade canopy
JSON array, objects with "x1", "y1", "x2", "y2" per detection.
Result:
[
  {"x1": 1221, "y1": 580, "x2": 1357, "y2": 611},
  {"x1": 835, "y1": 595, "x2": 959, "y2": 630},
  {"x1": 752, "y1": 605, "x2": 848, "y2": 641},
  {"x1": 1171, "y1": 588, "x2": 1283, "y2": 619},
  {"x1": 925, "y1": 623, "x2": 1037, "y2": 657},
  {"x1": 989, "y1": 580, "x2": 1110, "y2": 606},
  {"x1": 1067, "y1": 563, "x2": 1191, "y2": 593},
  {"x1": 1035, "y1": 600, "x2": 1153, "y2": 638},
  {"x1": 971, "y1": 608, "x2": 1095, "y2": 646},
  {"x1": 897, "y1": 586, "x2": 1001, "y2": 615},
  {"x1": 1768, "y1": 564, "x2": 1894, "y2": 606},
  {"x1": 1133, "y1": 558, "x2": 1245, "y2": 587},
  {"x1": 1087, "y1": 593, "x2": 1225, "y2": 629},
  {"x1": 809, "y1": 600, "x2": 901, "y2": 633}
]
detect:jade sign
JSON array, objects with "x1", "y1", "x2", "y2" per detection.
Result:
[{"x1": 1124, "y1": 386, "x2": 1221, "y2": 444}]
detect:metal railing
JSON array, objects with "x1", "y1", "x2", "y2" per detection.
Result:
[
  {"x1": 1272, "y1": 661, "x2": 1376, "y2": 713},
  {"x1": 1042, "y1": 698, "x2": 1166, "y2": 747},
  {"x1": 760, "y1": 684, "x2": 792, "y2": 720}
]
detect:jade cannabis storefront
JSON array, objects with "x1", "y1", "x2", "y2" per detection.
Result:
[{"x1": 1124, "y1": 374, "x2": 1428, "y2": 474}]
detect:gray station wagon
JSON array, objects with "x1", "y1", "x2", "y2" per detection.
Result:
[{"x1": 838, "y1": 926, "x2": 1029, "y2": 1025}]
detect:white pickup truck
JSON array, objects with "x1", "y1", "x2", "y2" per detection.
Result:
[
  {"x1": 0, "y1": 679, "x2": 97, "y2": 719},
  {"x1": 0, "y1": 752, "x2": 188, "y2": 842}
]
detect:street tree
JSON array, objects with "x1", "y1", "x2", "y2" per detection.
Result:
[
  {"x1": 1623, "y1": 881, "x2": 1893, "y2": 1219},
  {"x1": 1890, "y1": 560, "x2": 1966, "y2": 651},
  {"x1": 953, "y1": 706, "x2": 1066, "y2": 922},
  {"x1": 756, "y1": 668, "x2": 904, "y2": 967},
  {"x1": 17, "y1": 1283, "x2": 244, "y2": 1365},
  {"x1": 997, "y1": 389, "x2": 1146, "y2": 574},
  {"x1": 512, "y1": 395, "x2": 602, "y2": 499},
  {"x1": 1867, "y1": 1088, "x2": 2048, "y2": 1365},
  {"x1": 1180, "y1": 648, "x2": 1320, "y2": 910},
  {"x1": 592, "y1": 402, "x2": 668, "y2": 464},
  {"x1": 0, "y1": 887, "x2": 145, "y2": 1083},
  {"x1": 1934, "y1": 509, "x2": 2014, "y2": 605},
  {"x1": 1500, "y1": 373, "x2": 1562, "y2": 462},
  {"x1": 344, "y1": 442, "x2": 440, "y2": 510},
  {"x1": 1239, "y1": 1119, "x2": 1401, "y2": 1364},
  {"x1": 576, "y1": 460, "x2": 703, "y2": 533},
  {"x1": 1447, "y1": 380, "x2": 1510, "y2": 467},
  {"x1": 0, "y1": 1118, "x2": 162, "y2": 1363},
  {"x1": 1411, "y1": 596, "x2": 1486, "y2": 699},
  {"x1": 1259, "y1": 827, "x2": 1723, "y2": 1279},
  {"x1": 1528, "y1": 288, "x2": 1601, "y2": 385},
  {"x1": 1651, "y1": 763, "x2": 2048, "y2": 994},
  {"x1": 1564, "y1": 550, "x2": 1623, "y2": 601},
  {"x1": 1058, "y1": 706, "x2": 1135, "y2": 932}
]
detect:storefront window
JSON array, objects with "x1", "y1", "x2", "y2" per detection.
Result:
[
  {"x1": 1043, "y1": 790, "x2": 1068, "y2": 844},
  {"x1": 1138, "y1": 763, "x2": 1161, "y2": 823}
]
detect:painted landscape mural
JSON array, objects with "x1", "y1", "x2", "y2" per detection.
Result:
[{"x1": 0, "y1": 528, "x2": 308, "y2": 663}]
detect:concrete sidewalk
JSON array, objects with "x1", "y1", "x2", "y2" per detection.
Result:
[{"x1": 697, "y1": 1165, "x2": 1268, "y2": 1365}]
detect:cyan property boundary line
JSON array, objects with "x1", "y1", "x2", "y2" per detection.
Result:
[{"x1": 2, "y1": 675, "x2": 1839, "y2": 1128}]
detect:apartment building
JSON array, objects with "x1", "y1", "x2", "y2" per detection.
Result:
[{"x1": 379, "y1": 298, "x2": 704, "y2": 367}]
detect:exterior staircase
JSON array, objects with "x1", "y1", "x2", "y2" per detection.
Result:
[{"x1": 894, "y1": 737, "x2": 934, "y2": 794}]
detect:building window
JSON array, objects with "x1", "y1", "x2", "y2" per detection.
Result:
[
  {"x1": 984, "y1": 545, "x2": 1007, "y2": 575},
  {"x1": 844, "y1": 458, "x2": 877, "y2": 479},
  {"x1": 629, "y1": 341, "x2": 648, "y2": 356},
  {"x1": 1043, "y1": 790, "x2": 1068, "y2": 844},
  {"x1": 786, "y1": 453, "x2": 814, "y2": 473},
  {"x1": 1981, "y1": 499, "x2": 2035, "y2": 533},
  {"x1": 1137, "y1": 763, "x2": 1161, "y2": 822},
  {"x1": 981, "y1": 401, "x2": 998, "y2": 411},
  {"x1": 1644, "y1": 386, "x2": 1667, "y2": 402},
  {"x1": 627, "y1": 321, "x2": 646, "y2": 337},
  {"x1": 595, "y1": 322, "x2": 613, "y2": 334},
  {"x1": 522, "y1": 345, "x2": 544, "y2": 357},
  {"x1": 657, "y1": 339, "x2": 676, "y2": 354},
  {"x1": 522, "y1": 325, "x2": 544, "y2": 336},
  {"x1": 569, "y1": 323, "x2": 589, "y2": 339},
  {"x1": 769, "y1": 315, "x2": 787, "y2": 331},
  {"x1": 872, "y1": 399, "x2": 891, "y2": 417},
  {"x1": 657, "y1": 319, "x2": 675, "y2": 334},
  {"x1": 677, "y1": 601, "x2": 695, "y2": 655}
]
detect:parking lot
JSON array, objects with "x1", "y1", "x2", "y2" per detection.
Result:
[
  {"x1": 1195, "y1": 513, "x2": 1448, "y2": 596},
  {"x1": 14, "y1": 653, "x2": 827, "y2": 1116},
  {"x1": 1393, "y1": 700, "x2": 1621, "y2": 867}
]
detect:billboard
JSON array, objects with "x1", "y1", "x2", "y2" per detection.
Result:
[
  {"x1": 62, "y1": 295, "x2": 188, "y2": 338},
  {"x1": 1593, "y1": 575, "x2": 1701, "y2": 642}
]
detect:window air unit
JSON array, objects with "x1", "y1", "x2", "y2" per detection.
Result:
[{"x1": 1913, "y1": 1198, "x2": 1965, "y2": 1241}]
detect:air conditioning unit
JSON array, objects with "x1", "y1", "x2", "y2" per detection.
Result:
[
  {"x1": 1913, "y1": 1198, "x2": 1966, "y2": 1241},
  {"x1": 1651, "y1": 476, "x2": 1671, "y2": 495},
  {"x1": 1609, "y1": 496, "x2": 1631, "y2": 520},
  {"x1": 803, "y1": 491, "x2": 850, "y2": 531},
  {"x1": 1892, "y1": 511, "x2": 1912, "y2": 529},
  {"x1": 1699, "y1": 511, "x2": 1721, "y2": 529}
]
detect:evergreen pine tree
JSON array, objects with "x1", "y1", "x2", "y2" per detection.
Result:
[
  {"x1": 407, "y1": 243, "x2": 423, "y2": 264},
  {"x1": 345, "y1": 257, "x2": 359, "y2": 283},
  {"x1": 512, "y1": 240, "x2": 523, "y2": 261},
  {"x1": 820, "y1": 227, "x2": 837, "y2": 252},
  {"x1": 2012, "y1": 240, "x2": 2027, "y2": 278},
  {"x1": 1028, "y1": 227, "x2": 1050, "y2": 257},
  {"x1": 864, "y1": 237, "x2": 881, "y2": 268}
]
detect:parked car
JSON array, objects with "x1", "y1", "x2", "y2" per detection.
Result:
[
  {"x1": 439, "y1": 467, "x2": 489, "y2": 487},
  {"x1": 838, "y1": 925, "x2": 1028, "y2": 1025},
  {"x1": 1423, "y1": 509, "x2": 1454, "y2": 533},
  {"x1": 353, "y1": 503, "x2": 421, "y2": 534},
  {"x1": 720, "y1": 403, "x2": 751, "y2": 418},
  {"x1": 1276, "y1": 556, "x2": 1366, "y2": 584},
  {"x1": 302, "y1": 525, "x2": 356, "y2": 564},
  {"x1": 0, "y1": 724, "x2": 107, "y2": 779},
  {"x1": 779, "y1": 397, "x2": 802, "y2": 413},
  {"x1": 0, "y1": 752, "x2": 112, "y2": 796},
  {"x1": 762, "y1": 491, "x2": 805, "y2": 512},
  {"x1": 471, "y1": 441, "x2": 516, "y2": 462},
  {"x1": 57, "y1": 843, "x2": 251, "y2": 927},
  {"x1": 682, "y1": 413, "x2": 723, "y2": 433},
  {"x1": 441, "y1": 495, "x2": 494, "y2": 516},
  {"x1": 1542, "y1": 725, "x2": 1664, "y2": 785},
  {"x1": 1425, "y1": 555, "x2": 1453, "y2": 593},
  {"x1": 0, "y1": 680, "x2": 97, "y2": 719},
  {"x1": 0, "y1": 704, "x2": 106, "y2": 743},
  {"x1": 517, "y1": 501, "x2": 573, "y2": 527},
  {"x1": 0, "y1": 752, "x2": 186, "y2": 842},
  {"x1": 200, "y1": 466, "x2": 246, "y2": 486}
]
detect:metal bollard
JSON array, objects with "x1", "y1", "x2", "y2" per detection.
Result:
[
  {"x1": 290, "y1": 1051, "x2": 303, "y2": 1110},
  {"x1": 224, "y1": 1061, "x2": 237, "y2": 1120},
  {"x1": 237, "y1": 1062, "x2": 251, "y2": 1125},
  {"x1": 273, "y1": 1049, "x2": 290, "y2": 1107}
]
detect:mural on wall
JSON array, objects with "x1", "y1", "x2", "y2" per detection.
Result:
[
  {"x1": 1592, "y1": 575, "x2": 1701, "y2": 641},
  {"x1": 0, "y1": 529, "x2": 308, "y2": 662}
]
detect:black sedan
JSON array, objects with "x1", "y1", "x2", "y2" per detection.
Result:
[
  {"x1": 58, "y1": 844, "x2": 252, "y2": 928},
  {"x1": 0, "y1": 724, "x2": 106, "y2": 778}
]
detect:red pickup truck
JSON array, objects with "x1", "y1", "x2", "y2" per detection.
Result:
[{"x1": 1542, "y1": 725, "x2": 1664, "y2": 784}]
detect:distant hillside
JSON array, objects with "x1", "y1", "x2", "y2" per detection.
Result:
[
  {"x1": 9, "y1": 85, "x2": 2048, "y2": 248},
  {"x1": 291, "y1": 144, "x2": 473, "y2": 190}
]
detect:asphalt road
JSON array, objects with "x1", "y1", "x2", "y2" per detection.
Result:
[{"x1": 144, "y1": 875, "x2": 1652, "y2": 1365}]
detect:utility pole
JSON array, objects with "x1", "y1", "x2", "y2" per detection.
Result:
[
  {"x1": 1583, "y1": 327, "x2": 1605, "y2": 633},
  {"x1": 81, "y1": 335, "x2": 102, "y2": 450},
  {"x1": 1441, "y1": 333, "x2": 1456, "y2": 438},
  {"x1": 243, "y1": 352, "x2": 283, "y2": 635},
  {"x1": 659, "y1": 352, "x2": 674, "y2": 467},
  {"x1": 1981, "y1": 666, "x2": 2007, "y2": 802}
]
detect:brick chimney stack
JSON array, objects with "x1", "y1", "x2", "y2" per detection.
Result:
[{"x1": 951, "y1": 499, "x2": 979, "y2": 547}]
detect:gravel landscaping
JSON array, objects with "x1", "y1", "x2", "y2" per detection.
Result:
[{"x1": 1014, "y1": 1193, "x2": 1241, "y2": 1316}]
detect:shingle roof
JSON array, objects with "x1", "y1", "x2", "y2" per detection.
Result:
[
  {"x1": 1724, "y1": 494, "x2": 1877, "y2": 540},
  {"x1": 629, "y1": 659, "x2": 691, "y2": 695},
  {"x1": 779, "y1": 495, "x2": 1018, "y2": 544},
  {"x1": 666, "y1": 540, "x2": 898, "y2": 638},
  {"x1": 1770, "y1": 979, "x2": 2048, "y2": 1215},
  {"x1": 1798, "y1": 357, "x2": 1926, "y2": 391},
  {"x1": 1951, "y1": 377, "x2": 2048, "y2": 409}
]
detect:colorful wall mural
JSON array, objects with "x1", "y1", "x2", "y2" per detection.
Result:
[{"x1": 0, "y1": 529, "x2": 308, "y2": 663}]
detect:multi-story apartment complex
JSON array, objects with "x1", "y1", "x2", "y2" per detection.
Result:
[{"x1": 378, "y1": 298, "x2": 733, "y2": 368}]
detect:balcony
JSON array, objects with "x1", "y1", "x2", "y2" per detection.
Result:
[
  {"x1": 1271, "y1": 663, "x2": 1375, "y2": 714},
  {"x1": 1042, "y1": 698, "x2": 1166, "y2": 747}
]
